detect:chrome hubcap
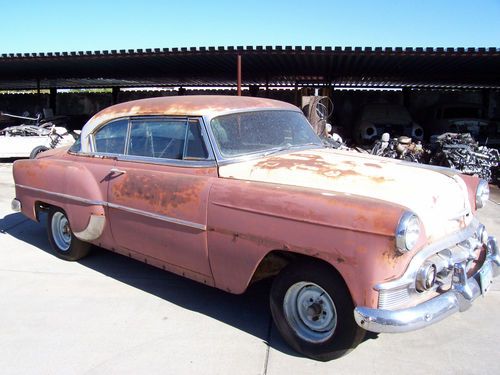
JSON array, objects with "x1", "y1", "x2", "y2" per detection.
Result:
[
  {"x1": 283, "y1": 282, "x2": 337, "y2": 343},
  {"x1": 51, "y1": 212, "x2": 71, "y2": 251}
]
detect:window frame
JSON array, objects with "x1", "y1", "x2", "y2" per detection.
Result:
[{"x1": 88, "y1": 115, "x2": 216, "y2": 168}]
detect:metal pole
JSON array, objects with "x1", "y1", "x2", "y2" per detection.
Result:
[{"x1": 237, "y1": 55, "x2": 242, "y2": 96}]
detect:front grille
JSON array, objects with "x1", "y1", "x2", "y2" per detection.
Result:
[{"x1": 378, "y1": 288, "x2": 410, "y2": 310}]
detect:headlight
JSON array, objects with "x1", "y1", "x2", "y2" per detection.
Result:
[
  {"x1": 476, "y1": 179, "x2": 489, "y2": 209},
  {"x1": 396, "y1": 212, "x2": 421, "y2": 253}
]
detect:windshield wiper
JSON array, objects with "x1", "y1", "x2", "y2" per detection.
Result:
[{"x1": 262, "y1": 143, "x2": 322, "y2": 156}]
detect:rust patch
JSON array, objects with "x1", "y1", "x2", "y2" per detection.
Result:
[
  {"x1": 342, "y1": 160, "x2": 357, "y2": 167},
  {"x1": 111, "y1": 171, "x2": 205, "y2": 215},
  {"x1": 365, "y1": 163, "x2": 382, "y2": 169},
  {"x1": 382, "y1": 248, "x2": 400, "y2": 267},
  {"x1": 253, "y1": 153, "x2": 393, "y2": 183}
]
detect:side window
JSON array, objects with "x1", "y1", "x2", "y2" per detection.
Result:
[
  {"x1": 68, "y1": 136, "x2": 81, "y2": 153},
  {"x1": 128, "y1": 119, "x2": 186, "y2": 159},
  {"x1": 185, "y1": 121, "x2": 209, "y2": 159},
  {"x1": 94, "y1": 119, "x2": 128, "y2": 154},
  {"x1": 127, "y1": 119, "x2": 208, "y2": 160}
]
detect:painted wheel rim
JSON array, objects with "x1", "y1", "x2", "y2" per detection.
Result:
[
  {"x1": 283, "y1": 281, "x2": 337, "y2": 343},
  {"x1": 51, "y1": 212, "x2": 72, "y2": 251}
]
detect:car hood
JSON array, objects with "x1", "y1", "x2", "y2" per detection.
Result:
[{"x1": 218, "y1": 148, "x2": 473, "y2": 241}]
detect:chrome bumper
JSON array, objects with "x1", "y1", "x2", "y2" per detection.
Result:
[
  {"x1": 354, "y1": 236, "x2": 500, "y2": 333},
  {"x1": 11, "y1": 198, "x2": 21, "y2": 212}
]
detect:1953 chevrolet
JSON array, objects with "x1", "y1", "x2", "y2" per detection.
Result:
[{"x1": 11, "y1": 96, "x2": 499, "y2": 361}]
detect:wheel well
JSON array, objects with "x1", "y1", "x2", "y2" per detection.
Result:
[
  {"x1": 250, "y1": 250, "x2": 346, "y2": 287},
  {"x1": 34, "y1": 201, "x2": 56, "y2": 222}
]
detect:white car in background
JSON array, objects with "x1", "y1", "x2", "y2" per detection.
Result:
[
  {"x1": 0, "y1": 112, "x2": 77, "y2": 159},
  {"x1": 353, "y1": 103, "x2": 424, "y2": 145}
]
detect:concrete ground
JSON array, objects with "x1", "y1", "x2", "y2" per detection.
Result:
[{"x1": 0, "y1": 160, "x2": 499, "y2": 375}]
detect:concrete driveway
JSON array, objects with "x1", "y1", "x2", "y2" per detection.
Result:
[{"x1": 1, "y1": 161, "x2": 499, "y2": 375}]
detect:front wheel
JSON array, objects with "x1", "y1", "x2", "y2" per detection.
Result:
[
  {"x1": 29, "y1": 145, "x2": 49, "y2": 159},
  {"x1": 47, "y1": 208, "x2": 91, "y2": 261},
  {"x1": 270, "y1": 261, "x2": 365, "y2": 361}
]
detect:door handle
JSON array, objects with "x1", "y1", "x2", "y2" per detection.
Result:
[{"x1": 109, "y1": 168, "x2": 126, "y2": 175}]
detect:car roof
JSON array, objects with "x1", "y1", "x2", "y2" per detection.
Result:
[
  {"x1": 78, "y1": 95, "x2": 301, "y2": 153},
  {"x1": 91, "y1": 95, "x2": 298, "y2": 121}
]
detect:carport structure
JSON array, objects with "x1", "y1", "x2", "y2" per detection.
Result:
[{"x1": 0, "y1": 46, "x2": 499, "y2": 91}]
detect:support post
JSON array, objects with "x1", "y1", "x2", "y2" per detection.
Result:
[
  {"x1": 237, "y1": 55, "x2": 242, "y2": 96},
  {"x1": 112, "y1": 87, "x2": 120, "y2": 104},
  {"x1": 36, "y1": 78, "x2": 41, "y2": 109},
  {"x1": 49, "y1": 87, "x2": 57, "y2": 114}
]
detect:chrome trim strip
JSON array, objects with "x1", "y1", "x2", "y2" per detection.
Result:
[
  {"x1": 107, "y1": 202, "x2": 206, "y2": 231},
  {"x1": 376, "y1": 218, "x2": 480, "y2": 291},
  {"x1": 15, "y1": 184, "x2": 105, "y2": 206},
  {"x1": 16, "y1": 184, "x2": 207, "y2": 231}
]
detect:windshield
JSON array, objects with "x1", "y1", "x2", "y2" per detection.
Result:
[{"x1": 210, "y1": 110, "x2": 322, "y2": 158}]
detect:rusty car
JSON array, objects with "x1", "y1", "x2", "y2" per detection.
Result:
[{"x1": 11, "y1": 96, "x2": 499, "y2": 361}]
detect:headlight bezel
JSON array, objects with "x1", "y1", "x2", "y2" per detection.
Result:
[
  {"x1": 475, "y1": 179, "x2": 489, "y2": 209},
  {"x1": 396, "y1": 212, "x2": 421, "y2": 254}
]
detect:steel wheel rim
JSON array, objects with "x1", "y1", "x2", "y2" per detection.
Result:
[
  {"x1": 51, "y1": 212, "x2": 71, "y2": 251},
  {"x1": 283, "y1": 281, "x2": 337, "y2": 343}
]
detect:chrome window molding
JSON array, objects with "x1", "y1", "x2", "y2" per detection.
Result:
[
  {"x1": 84, "y1": 115, "x2": 215, "y2": 165},
  {"x1": 116, "y1": 154, "x2": 217, "y2": 168}
]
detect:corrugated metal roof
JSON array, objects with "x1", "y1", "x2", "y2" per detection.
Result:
[{"x1": 0, "y1": 46, "x2": 499, "y2": 89}]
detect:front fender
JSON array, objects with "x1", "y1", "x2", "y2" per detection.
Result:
[{"x1": 207, "y1": 178, "x2": 409, "y2": 308}]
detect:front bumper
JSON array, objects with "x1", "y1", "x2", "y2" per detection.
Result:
[{"x1": 354, "y1": 236, "x2": 500, "y2": 333}]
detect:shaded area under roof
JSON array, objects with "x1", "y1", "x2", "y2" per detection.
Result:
[{"x1": 0, "y1": 46, "x2": 499, "y2": 90}]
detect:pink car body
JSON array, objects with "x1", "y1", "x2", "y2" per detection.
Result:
[{"x1": 11, "y1": 96, "x2": 499, "y2": 360}]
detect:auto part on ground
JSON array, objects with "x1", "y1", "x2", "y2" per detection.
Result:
[
  {"x1": 371, "y1": 133, "x2": 427, "y2": 162},
  {"x1": 429, "y1": 133, "x2": 499, "y2": 182},
  {"x1": 322, "y1": 132, "x2": 353, "y2": 151}
]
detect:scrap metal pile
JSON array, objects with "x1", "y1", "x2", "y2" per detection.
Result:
[
  {"x1": 370, "y1": 133, "x2": 428, "y2": 163},
  {"x1": 306, "y1": 97, "x2": 500, "y2": 182},
  {"x1": 428, "y1": 133, "x2": 499, "y2": 181},
  {"x1": 367, "y1": 132, "x2": 499, "y2": 181}
]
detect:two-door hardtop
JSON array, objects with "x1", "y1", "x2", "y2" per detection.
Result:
[{"x1": 12, "y1": 96, "x2": 499, "y2": 361}]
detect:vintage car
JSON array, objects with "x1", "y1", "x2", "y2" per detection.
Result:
[
  {"x1": 11, "y1": 96, "x2": 499, "y2": 361},
  {"x1": 353, "y1": 103, "x2": 424, "y2": 145}
]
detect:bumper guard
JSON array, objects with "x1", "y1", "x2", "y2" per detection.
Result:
[{"x1": 354, "y1": 236, "x2": 500, "y2": 333}]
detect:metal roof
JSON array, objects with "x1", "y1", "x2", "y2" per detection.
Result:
[{"x1": 0, "y1": 46, "x2": 499, "y2": 90}]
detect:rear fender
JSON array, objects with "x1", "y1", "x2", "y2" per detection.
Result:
[{"x1": 13, "y1": 158, "x2": 106, "y2": 239}]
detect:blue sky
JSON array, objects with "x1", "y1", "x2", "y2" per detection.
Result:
[{"x1": 0, "y1": 0, "x2": 499, "y2": 53}]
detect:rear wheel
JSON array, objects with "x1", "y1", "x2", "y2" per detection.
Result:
[
  {"x1": 270, "y1": 261, "x2": 365, "y2": 361},
  {"x1": 47, "y1": 208, "x2": 91, "y2": 261}
]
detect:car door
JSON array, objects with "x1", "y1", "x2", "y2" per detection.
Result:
[{"x1": 106, "y1": 116, "x2": 218, "y2": 281}]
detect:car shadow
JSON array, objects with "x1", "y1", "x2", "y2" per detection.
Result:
[{"x1": 1, "y1": 212, "x2": 378, "y2": 358}]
